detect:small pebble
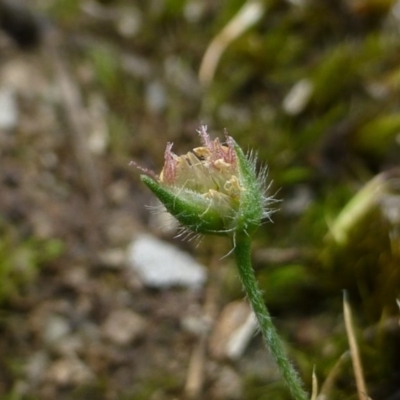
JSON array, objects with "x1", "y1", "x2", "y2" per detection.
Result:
[
  {"x1": 209, "y1": 300, "x2": 257, "y2": 361},
  {"x1": 45, "y1": 357, "x2": 94, "y2": 386},
  {"x1": 128, "y1": 234, "x2": 207, "y2": 289},
  {"x1": 102, "y1": 309, "x2": 148, "y2": 346},
  {"x1": 43, "y1": 315, "x2": 71, "y2": 345},
  {"x1": 0, "y1": 87, "x2": 18, "y2": 129}
]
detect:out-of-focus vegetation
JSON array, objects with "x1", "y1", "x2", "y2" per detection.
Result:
[
  {"x1": 1, "y1": 0, "x2": 400, "y2": 398},
  {"x1": 0, "y1": 231, "x2": 63, "y2": 304}
]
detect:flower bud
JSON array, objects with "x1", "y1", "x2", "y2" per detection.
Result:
[{"x1": 137, "y1": 126, "x2": 273, "y2": 238}]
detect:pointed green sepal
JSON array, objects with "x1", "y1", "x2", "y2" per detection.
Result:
[
  {"x1": 232, "y1": 140, "x2": 265, "y2": 236},
  {"x1": 141, "y1": 175, "x2": 230, "y2": 235}
]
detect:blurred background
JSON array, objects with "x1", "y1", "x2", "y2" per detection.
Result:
[{"x1": 0, "y1": 0, "x2": 400, "y2": 399}]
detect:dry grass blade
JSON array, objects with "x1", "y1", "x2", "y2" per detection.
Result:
[
  {"x1": 311, "y1": 366, "x2": 318, "y2": 400},
  {"x1": 318, "y1": 351, "x2": 350, "y2": 400},
  {"x1": 328, "y1": 174, "x2": 386, "y2": 245},
  {"x1": 343, "y1": 290, "x2": 370, "y2": 400},
  {"x1": 198, "y1": 1, "x2": 265, "y2": 87}
]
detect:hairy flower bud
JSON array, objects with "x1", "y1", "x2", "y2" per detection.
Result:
[{"x1": 136, "y1": 126, "x2": 273, "y2": 238}]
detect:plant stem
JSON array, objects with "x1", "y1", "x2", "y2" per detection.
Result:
[{"x1": 234, "y1": 236, "x2": 308, "y2": 400}]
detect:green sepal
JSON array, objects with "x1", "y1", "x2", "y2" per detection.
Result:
[
  {"x1": 233, "y1": 140, "x2": 264, "y2": 236},
  {"x1": 141, "y1": 175, "x2": 229, "y2": 235}
]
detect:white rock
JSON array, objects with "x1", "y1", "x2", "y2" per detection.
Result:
[{"x1": 128, "y1": 234, "x2": 207, "y2": 289}]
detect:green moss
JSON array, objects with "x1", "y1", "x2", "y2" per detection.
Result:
[
  {"x1": 356, "y1": 113, "x2": 400, "y2": 156},
  {"x1": 258, "y1": 264, "x2": 314, "y2": 310}
]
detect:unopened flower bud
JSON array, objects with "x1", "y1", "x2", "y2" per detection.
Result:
[{"x1": 136, "y1": 126, "x2": 273, "y2": 238}]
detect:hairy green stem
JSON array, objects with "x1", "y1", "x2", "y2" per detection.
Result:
[{"x1": 234, "y1": 236, "x2": 308, "y2": 400}]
